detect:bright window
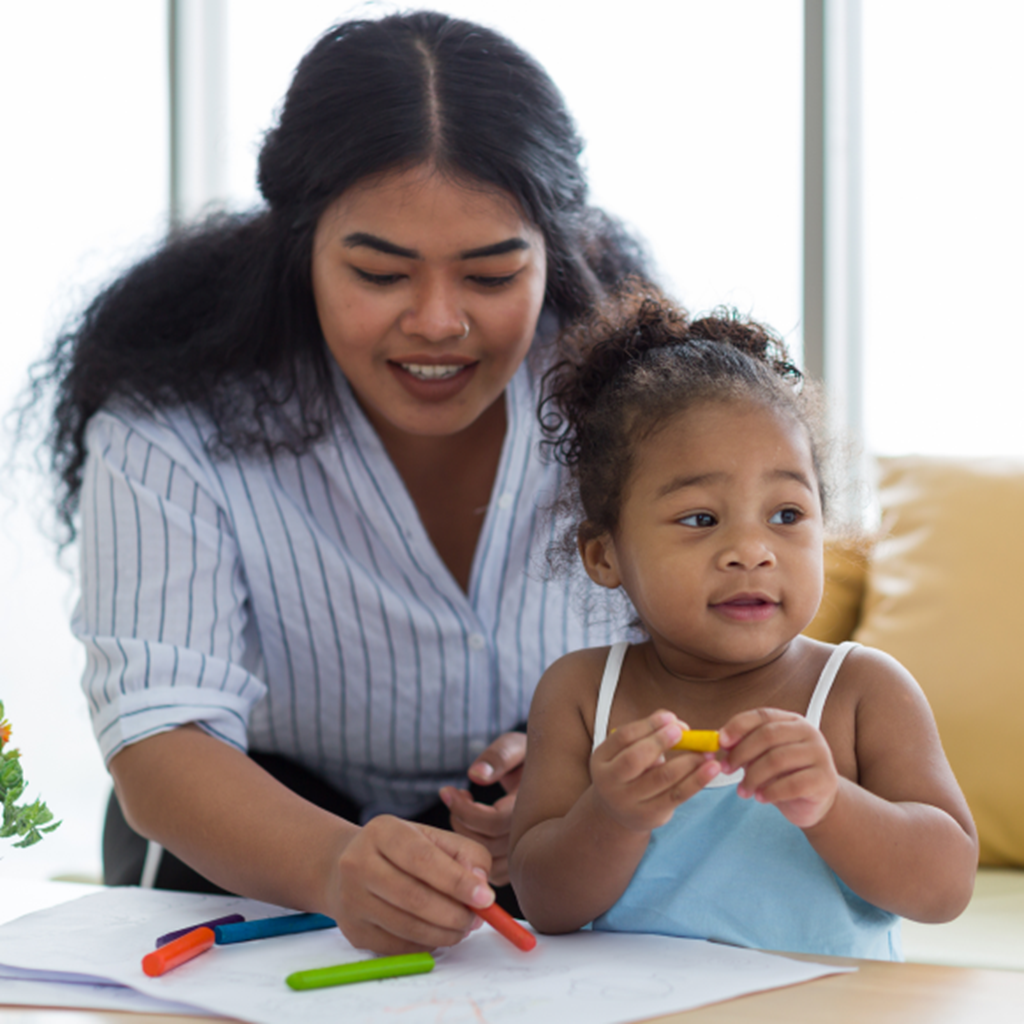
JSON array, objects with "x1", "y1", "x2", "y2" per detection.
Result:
[
  {"x1": 861, "y1": 1, "x2": 1024, "y2": 458},
  {"x1": 0, "y1": 1, "x2": 167, "y2": 880}
]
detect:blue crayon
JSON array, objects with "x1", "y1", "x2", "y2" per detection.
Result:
[
  {"x1": 214, "y1": 912, "x2": 336, "y2": 945},
  {"x1": 156, "y1": 914, "x2": 245, "y2": 947}
]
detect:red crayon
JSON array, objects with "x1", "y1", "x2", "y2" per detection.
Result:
[
  {"x1": 474, "y1": 902, "x2": 537, "y2": 952},
  {"x1": 142, "y1": 926, "x2": 216, "y2": 977}
]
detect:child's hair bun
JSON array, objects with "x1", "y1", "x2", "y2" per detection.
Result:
[{"x1": 540, "y1": 280, "x2": 800, "y2": 473}]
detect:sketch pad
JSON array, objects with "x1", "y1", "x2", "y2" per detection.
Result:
[{"x1": 0, "y1": 887, "x2": 852, "y2": 1024}]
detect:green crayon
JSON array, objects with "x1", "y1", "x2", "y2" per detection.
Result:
[{"x1": 286, "y1": 952, "x2": 435, "y2": 990}]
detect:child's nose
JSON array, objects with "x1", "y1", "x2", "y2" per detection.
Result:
[{"x1": 718, "y1": 525, "x2": 777, "y2": 570}]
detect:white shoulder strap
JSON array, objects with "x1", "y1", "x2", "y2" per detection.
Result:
[
  {"x1": 592, "y1": 642, "x2": 629, "y2": 752},
  {"x1": 804, "y1": 641, "x2": 860, "y2": 727}
]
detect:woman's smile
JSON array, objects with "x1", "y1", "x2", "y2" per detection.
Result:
[
  {"x1": 395, "y1": 361, "x2": 473, "y2": 381},
  {"x1": 387, "y1": 353, "x2": 479, "y2": 399}
]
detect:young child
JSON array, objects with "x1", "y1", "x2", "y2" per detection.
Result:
[{"x1": 509, "y1": 290, "x2": 978, "y2": 959}]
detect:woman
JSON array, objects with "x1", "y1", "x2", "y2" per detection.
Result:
[{"x1": 40, "y1": 10, "x2": 647, "y2": 954}]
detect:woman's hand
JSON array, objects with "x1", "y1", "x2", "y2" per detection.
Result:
[
  {"x1": 719, "y1": 708, "x2": 839, "y2": 829},
  {"x1": 439, "y1": 730, "x2": 525, "y2": 886},
  {"x1": 330, "y1": 814, "x2": 495, "y2": 955},
  {"x1": 590, "y1": 710, "x2": 720, "y2": 833}
]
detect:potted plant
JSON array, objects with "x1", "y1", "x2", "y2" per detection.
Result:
[{"x1": 1, "y1": 701, "x2": 59, "y2": 847}]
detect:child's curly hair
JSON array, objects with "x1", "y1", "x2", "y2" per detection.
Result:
[{"x1": 539, "y1": 283, "x2": 829, "y2": 547}]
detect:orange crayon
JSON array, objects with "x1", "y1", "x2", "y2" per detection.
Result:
[
  {"x1": 142, "y1": 926, "x2": 216, "y2": 977},
  {"x1": 474, "y1": 901, "x2": 537, "y2": 951}
]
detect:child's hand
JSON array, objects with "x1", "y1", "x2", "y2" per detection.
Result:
[
  {"x1": 719, "y1": 709, "x2": 839, "y2": 829},
  {"x1": 590, "y1": 710, "x2": 721, "y2": 833},
  {"x1": 439, "y1": 787, "x2": 516, "y2": 886},
  {"x1": 439, "y1": 728, "x2": 526, "y2": 887}
]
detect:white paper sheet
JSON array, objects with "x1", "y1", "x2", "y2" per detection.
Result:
[
  {"x1": 0, "y1": 879, "x2": 214, "y2": 1015},
  {"x1": 0, "y1": 967, "x2": 211, "y2": 1016},
  {"x1": 0, "y1": 887, "x2": 852, "y2": 1024}
]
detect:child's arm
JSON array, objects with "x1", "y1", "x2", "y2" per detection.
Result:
[
  {"x1": 509, "y1": 649, "x2": 720, "y2": 933},
  {"x1": 719, "y1": 646, "x2": 978, "y2": 922}
]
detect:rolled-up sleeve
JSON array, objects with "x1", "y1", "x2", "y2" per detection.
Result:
[{"x1": 74, "y1": 410, "x2": 266, "y2": 763}]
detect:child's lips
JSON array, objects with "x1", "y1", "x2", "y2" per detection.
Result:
[{"x1": 710, "y1": 593, "x2": 780, "y2": 622}]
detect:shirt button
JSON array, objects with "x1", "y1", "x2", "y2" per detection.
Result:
[
  {"x1": 468, "y1": 633, "x2": 486, "y2": 650},
  {"x1": 467, "y1": 738, "x2": 487, "y2": 756},
  {"x1": 497, "y1": 493, "x2": 513, "y2": 510}
]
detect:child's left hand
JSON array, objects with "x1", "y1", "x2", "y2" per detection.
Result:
[
  {"x1": 718, "y1": 709, "x2": 838, "y2": 829},
  {"x1": 439, "y1": 729, "x2": 526, "y2": 887}
]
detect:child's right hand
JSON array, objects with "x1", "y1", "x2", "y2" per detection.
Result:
[
  {"x1": 328, "y1": 815, "x2": 496, "y2": 955},
  {"x1": 590, "y1": 710, "x2": 721, "y2": 833}
]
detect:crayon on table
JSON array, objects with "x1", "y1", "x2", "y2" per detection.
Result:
[
  {"x1": 286, "y1": 952, "x2": 435, "y2": 990},
  {"x1": 214, "y1": 912, "x2": 336, "y2": 945},
  {"x1": 156, "y1": 914, "x2": 245, "y2": 947},
  {"x1": 672, "y1": 729, "x2": 720, "y2": 752},
  {"x1": 474, "y1": 901, "x2": 537, "y2": 951},
  {"x1": 142, "y1": 927, "x2": 216, "y2": 977}
]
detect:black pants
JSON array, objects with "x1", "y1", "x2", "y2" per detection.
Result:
[{"x1": 103, "y1": 751, "x2": 522, "y2": 917}]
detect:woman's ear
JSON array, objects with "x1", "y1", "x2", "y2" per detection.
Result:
[{"x1": 578, "y1": 529, "x2": 622, "y2": 590}]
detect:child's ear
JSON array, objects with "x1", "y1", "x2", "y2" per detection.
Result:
[{"x1": 579, "y1": 529, "x2": 622, "y2": 590}]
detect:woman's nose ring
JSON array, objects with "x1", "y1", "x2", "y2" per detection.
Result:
[{"x1": 459, "y1": 321, "x2": 470, "y2": 340}]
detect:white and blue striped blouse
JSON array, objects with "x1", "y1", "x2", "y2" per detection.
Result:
[{"x1": 74, "y1": 358, "x2": 625, "y2": 819}]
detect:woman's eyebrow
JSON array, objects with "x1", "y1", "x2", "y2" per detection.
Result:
[
  {"x1": 344, "y1": 232, "x2": 418, "y2": 258},
  {"x1": 459, "y1": 238, "x2": 531, "y2": 260},
  {"x1": 342, "y1": 233, "x2": 531, "y2": 261}
]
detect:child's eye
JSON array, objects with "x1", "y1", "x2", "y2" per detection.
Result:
[
  {"x1": 353, "y1": 267, "x2": 405, "y2": 286},
  {"x1": 769, "y1": 508, "x2": 802, "y2": 525},
  {"x1": 679, "y1": 512, "x2": 717, "y2": 528}
]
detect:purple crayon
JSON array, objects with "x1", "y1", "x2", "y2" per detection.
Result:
[{"x1": 156, "y1": 913, "x2": 245, "y2": 947}]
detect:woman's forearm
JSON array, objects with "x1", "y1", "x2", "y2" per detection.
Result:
[
  {"x1": 109, "y1": 724, "x2": 354, "y2": 913},
  {"x1": 111, "y1": 724, "x2": 497, "y2": 956},
  {"x1": 510, "y1": 786, "x2": 650, "y2": 933}
]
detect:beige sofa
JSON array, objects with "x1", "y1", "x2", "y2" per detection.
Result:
[{"x1": 805, "y1": 456, "x2": 1024, "y2": 969}]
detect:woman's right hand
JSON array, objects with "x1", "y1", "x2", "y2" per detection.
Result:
[{"x1": 329, "y1": 814, "x2": 496, "y2": 954}]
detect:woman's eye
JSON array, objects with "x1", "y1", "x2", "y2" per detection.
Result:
[
  {"x1": 353, "y1": 267, "x2": 404, "y2": 285},
  {"x1": 679, "y1": 512, "x2": 717, "y2": 528},
  {"x1": 769, "y1": 508, "x2": 802, "y2": 525},
  {"x1": 469, "y1": 273, "x2": 518, "y2": 288}
]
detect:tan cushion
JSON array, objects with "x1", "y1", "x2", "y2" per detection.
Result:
[
  {"x1": 804, "y1": 540, "x2": 868, "y2": 644},
  {"x1": 853, "y1": 456, "x2": 1024, "y2": 867}
]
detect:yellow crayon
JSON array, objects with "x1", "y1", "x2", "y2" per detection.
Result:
[{"x1": 672, "y1": 730, "x2": 720, "y2": 752}]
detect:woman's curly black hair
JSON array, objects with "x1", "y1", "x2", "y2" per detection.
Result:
[
  {"x1": 539, "y1": 283, "x2": 827, "y2": 546},
  {"x1": 24, "y1": 10, "x2": 650, "y2": 541}
]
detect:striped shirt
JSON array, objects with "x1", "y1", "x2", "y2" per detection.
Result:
[{"x1": 74, "y1": 358, "x2": 626, "y2": 819}]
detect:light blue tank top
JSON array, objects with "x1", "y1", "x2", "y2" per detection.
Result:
[{"x1": 590, "y1": 641, "x2": 902, "y2": 961}]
